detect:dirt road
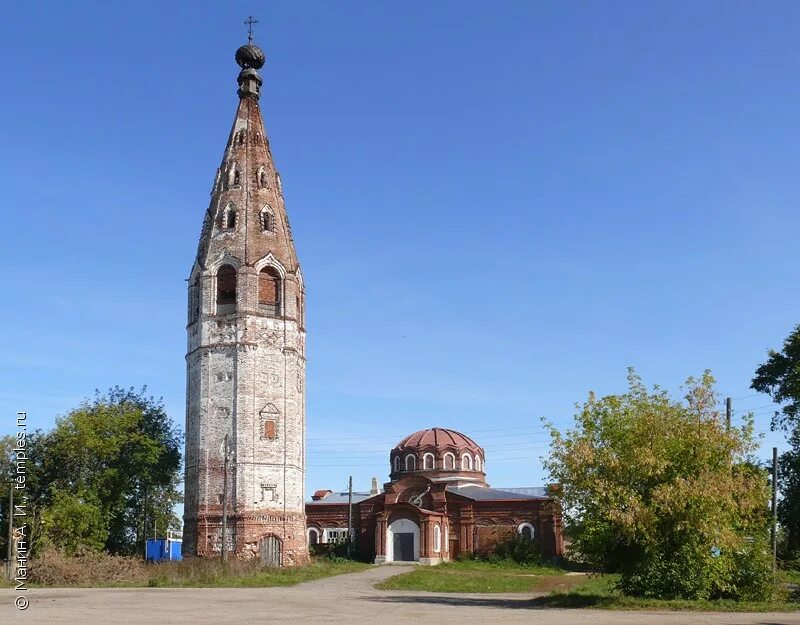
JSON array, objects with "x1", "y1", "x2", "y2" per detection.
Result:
[{"x1": 1, "y1": 565, "x2": 798, "y2": 624}]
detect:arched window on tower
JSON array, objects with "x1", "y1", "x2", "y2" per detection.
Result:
[
  {"x1": 475, "y1": 456, "x2": 482, "y2": 472},
  {"x1": 188, "y1": 280, "x2": 200, "y2": 323},
  {"x1": 443, "y1": 452, "x2": 455, "y2": 470},
  {"x1": 433, "y1": 524, "x2": 441, "y2": 553},
  {"x1": 393, "y1": 456, "x2": 400, "y2": 474},
  {"x1": 296, "y1": 294, "x2": 304, "y2": 328},
  {"x1": 423, "y1": 453, "x2": 435, "y2": 470},
  {"x1": 226, "y1": 163, "x2": 240, "y2": 189},
  {"x1": 216, "y1": 265, "x2": 237, "y2": 314},
  {"x1": 257, "y1": 167, "x2": 269, "y2": 188},
  {"x1": 461, "y1": 453, "x2": 473, "y2": 471},
  {"x1": 258, "y1": 266, "x2": 281, "y2": 316},
  {"x1": 221, "y1": 204, "x2": 237, "y2": 230},
  {"x1": 405, "y1": 454, "x2": 416, "y2": 471},
  {"x1": 260, "y1": 206, "x2": 274, "y2": 232}
]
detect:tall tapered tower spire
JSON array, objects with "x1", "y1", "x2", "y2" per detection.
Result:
[{"x1": 183, "y1": 33, "x2": 308, "y2": 565}]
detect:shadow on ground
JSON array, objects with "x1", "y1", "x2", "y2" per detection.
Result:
[
  {"x1": 368, "y1": 594, "x2": 616, "y2": 610},
  {"x1": 368, "y1": 595, "x2": 537, "y2": 610}
]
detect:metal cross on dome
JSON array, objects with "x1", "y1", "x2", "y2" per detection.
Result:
[{"x1": 245, "y1": 15, "x2": 258, "y2": 44}]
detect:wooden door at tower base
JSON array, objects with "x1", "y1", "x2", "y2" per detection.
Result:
[{"x1": 260, "y1": 535, "x2": 282, "y2": 566}]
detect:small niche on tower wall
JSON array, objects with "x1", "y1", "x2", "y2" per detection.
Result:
[{"x1": 260, "y1": 403, "x2": 280, "y2": 441}]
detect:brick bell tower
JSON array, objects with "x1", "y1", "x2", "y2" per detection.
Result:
[{"x1": 183, "y1": 35, "x2": 308, "y2": 565}]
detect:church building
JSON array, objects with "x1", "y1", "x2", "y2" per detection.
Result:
[
  {"x1": 183, "y1": 37, "x2": 308, "y2": 565},
  {"x1": 306, "y1": 428, "x2": 563, "y2": 564}
]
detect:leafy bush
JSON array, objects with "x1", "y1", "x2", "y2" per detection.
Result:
[
  {"x1": 40, "y1": 488, "x2": 108, "y2": 556},
  {"x1": 488, "y1": 533, "x2": 544, "y2": 566},
  {"x1": 545, "y1": 370, "x2": 774, "y2": 601}
]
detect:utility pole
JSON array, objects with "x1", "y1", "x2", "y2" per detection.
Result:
[
  {"x1": 347, "y1": 475, "x2": 353, "y2": 558},
  {"x1": 725, "y1": 397, "x2": 732, "y2": 431},
  {"x1": 771, "y1": 446, "x2": 778, "y2": 569},
  {"x1": 221, "y1": 433, "x2": 229, "y2": 565},
  {"x1": 6, "y1": 485, "x2": 13, "y2": 580},
  {"x1": 142, "y1": 482, "x2": 148, "y2": 561}
]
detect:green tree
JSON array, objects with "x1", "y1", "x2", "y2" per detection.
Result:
[
  {"x1": 751, "y1": 324, "x2": 800, "y2": 431},
  {"x1": 751, "y1": 325, "x2": 800, "y2": 562},
  {"x1": 40, "y1": 487, "x2": 108, "y2": 555},
  {"x1": 0, "y1": 432, "x2": 48, "y2": 558},
  {"x1": 37, "y1": 387, "x2": 182, "y2": 555},
  {"x1": 544, "y1": 370, "x2": 773, "y2": 600},
  {"x1": 777, "y1": 427, "x2": 800, "y2": 562}
]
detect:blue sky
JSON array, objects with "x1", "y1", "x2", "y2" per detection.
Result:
[{"x1": 1, "y1": 1, "x2": 798, "y2": 500}]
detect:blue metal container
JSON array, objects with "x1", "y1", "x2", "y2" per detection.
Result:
[{"x1": 146, "y1": 538, "x2": 183, "y2": 562}]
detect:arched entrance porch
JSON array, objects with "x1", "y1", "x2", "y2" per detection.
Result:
[{"x1": 386, "y1": 517, "x2": 420, "y2": 562}]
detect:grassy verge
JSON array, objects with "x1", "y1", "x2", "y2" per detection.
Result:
[
  {"x1": 25, "y1": 549, "x2": 371, "y2": 588},
  {"x1": 376, "y1": 560, "x2": 569, "y2": 593},
  {"x1": 136, "y1": 559, "x2": 371, "y2": 588},
  {"x1": 532, "y1": 574, "x2": 800, "y2": 612}
]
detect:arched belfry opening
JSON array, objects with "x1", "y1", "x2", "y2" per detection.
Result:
[
  {"x1": 258, "y1": 266, "x2": 281, "y2": 316},
  {"x1": 216, "y1": 264, "x2": 237, "y2": 314}
]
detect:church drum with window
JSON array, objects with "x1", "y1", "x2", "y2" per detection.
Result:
[{"x1": 306, "y1": 428, "x2": 563, "y2": 564}]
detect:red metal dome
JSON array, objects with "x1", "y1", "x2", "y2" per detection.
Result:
[
  {"x1": 393, "y1": 427, "x2": 482, "y2": 454},
  {"x1": 390, "y1": 428, "x2": 485, "y2": 480}
]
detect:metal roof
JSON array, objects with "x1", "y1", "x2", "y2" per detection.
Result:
[
  {"x1": 446, "y1": 485, "x2": 549, "y2": 501},
  {"x1": 306, "y1": 492, "x2": 375, "y2": 505}
]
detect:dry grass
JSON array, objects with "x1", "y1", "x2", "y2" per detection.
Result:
[
  {"x1": 29, "y1": 549, "x2": 148, "y2": 587},
  {"x1": 26, "y1": 549, "x2": 370, "y2": 588}
]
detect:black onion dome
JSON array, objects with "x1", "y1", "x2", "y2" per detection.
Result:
[{"x1": 235, "y1": 44, "x2": 266, "y2": 70}]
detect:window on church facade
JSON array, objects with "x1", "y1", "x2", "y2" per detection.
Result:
[
  {"x1": 393, "y1": 456, "x2": 400, "y2": 473},
  {"x1": 324, "y1": 528, "x2": 349, "y2": 544},
  {"x1": 461, "y1": 453, "x2": 473, "y2": 471},
  {"x1": 216, "y1": 265, "x2": 237, "y2": 314},
  {"x1": 258, "y1": 266, "x2": 281, "y2": 316},
  {"x1": 517, "y1": 523, "x2": 535, "y2": 541},
  {"x1": 264, "y1": 420, "x2": 277, "y2": 440},
  {"x1": 405, "y1": 454, "x2": 416, "y2": 471},
  {"x1": 258, "y1": 167, "x2": 268, "y2": 188},
  {"x1": 433, "y1": 524, "x2": 441, "y2": 553},
  {"x1": 423, "y1": 453, "x2": 435, "y2": 470},
  {"x1": 443, "y1": 453, "x2": 455, "y2": 470}
]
